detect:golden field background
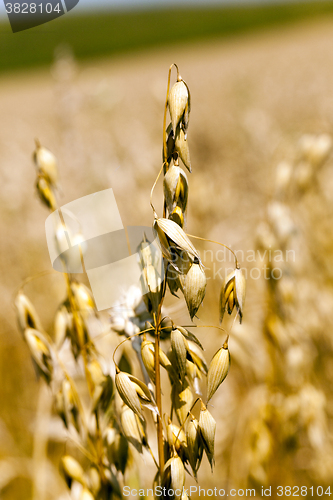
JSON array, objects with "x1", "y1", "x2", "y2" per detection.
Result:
[{"x1": 1, "y1": 13, "x2": 333, "y2": 499}]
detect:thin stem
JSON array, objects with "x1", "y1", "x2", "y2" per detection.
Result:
[
  {"x1": 181, "y1": 324, "x2": 228, "y2": 335},
  {"x1": 147, "y1": 443, "x2": 159, "y2": 469},
  {"x1": 112, "y1": 327, "x2": 154, "y2": 366},
  {"x1": 31, "y1": 382, "x2": 52, "y2": 500},
  {"x1": 150, "y1": 163, "x2": 165, "y2": 216},
  {"x1": 65, "y1": 434, "x2": 96, "y2": 464},
  {"x1": 13, "y1": 270, "x2": 58, "y2": 304},
  {"x1": 186, "y1": 233, "x2": 240, "y2": 269},
  {"x1": 153, "y1": 308, "x2": 165, "y2": 475}
]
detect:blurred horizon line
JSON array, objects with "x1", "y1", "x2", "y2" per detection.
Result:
[{"x1": 1, "y1": 0, "x2": 332, "y2": 75}]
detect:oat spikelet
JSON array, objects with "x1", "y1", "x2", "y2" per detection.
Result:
[
  {"x1": 207, "y1": 338, "x2": 230, "y2": 402},
  {"x1": 60, "y1": 455, "x2": 86, "y2": 488},
  {"x1": 24, "y1": 328, "x2": 53, "y2": 383},
  {"x1": 179, "y1": 262, "x2": 207, "y2": 319},
  {"x1": 162, "y1": 453, "x2": 185, "y2": 500},
  {"x1": 120, "y1": 404, "x2": 146, "y2": 453},
  {"x1": 164, "y1": 164, "x2": 188, "y2": 215},
  {"x1": 33, "y1": 140, "x2": 58, "y2": 187},
  {"x1": 219, "y1": 267, "x2": 246, "y2": 324},
  {"x1": 80, "y1": 489, "x2": 95, "y2": 500},
  {"x1": 173, "y1": 381, "x2": 193, "y2": 426},
  {"x1": 198, "y1": 401, "x2": 216, "y2": 471},
  {"x1": 36, "y1": 176, "x2": 57, "y2": 211},
  {"x1": 15, "y1": 291, "x2": 43, "y2": 333},
  {"x1": 168, "y1": 79, "x2": 189, "y2": 135},
  {"x1": 154, "y1": 217, "x2": 201, "y2": 266},
  {"x1": 175, "y1": 127, "x2": 191, "y2": 172},
  {"x1": 186, "y1": 416, "x2": 203, "y2": 477},
  {"x1": 171, "y1": 328, "x2": 189, "y2": 382},
  {"x1": 115, "y1": 370, "x2": 158, "y2": 420}
]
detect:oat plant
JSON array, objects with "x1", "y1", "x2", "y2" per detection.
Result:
[{"x1": 15, "y1": 65, "x2": 246, "y2": 499}]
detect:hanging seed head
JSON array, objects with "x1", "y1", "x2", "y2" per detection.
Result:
[
  {"x1": 141, "y1": 337, "x2": 172, "y2": 384},
  {"x1": 207, "y1": 338, "x2": 230, "y2": 402},
  {"x1": 60, "y1": 455, "x2": 86, "y2": 488},
  {"x1": 86, "y1": 467, "x2": 101, "y2": 497},
  {"x1": 164, "y1": 164, "x2": 188, "y2": 216},
  {"x1": 177, "y1": 326, "x2": 203, "y2": 350},
  {"x1": 24, "y1": 328, "x2": 53, "y2": 383},
  {"x1": 140, "y1": 264, "x2": 162, "y2": 315},
  {"x1": 54, "y1": 304, "x2": 73, "y2": 348},
  {"x1": 141, "y1": 337, "x2": 156, "y2": 383},
  {"x1": 186, "y1": 416, "x2": 203, "y2": 476},
  {"x1": 33, "y1": 140, "x2": 58, "y2": 187},
  {"x1": 171, "y1": 328, "x2": 189, "y2": 382},
  {"x1": 179, "y1": 263, "x2": 207, "y2": 320},
  {"x1": 162, "y1": 453, "x2": 186, "y2": 500},
  {"x1": 36, "y1": 176, "x2": 57, "y2": 211},
  {"x1": 137, "y1": 235, "x2": 163, "y2": 313},
  {"x1": 120, "y1": 404, "x2": 146, "y2": 453},
  {"x1": 219, "y1": 267, "x2": 246, "y2": 324},
  {"x1": 154, "y1": 217, "x2": 201, "y2": 268},
  {"x1": 115, "y1": 370, "x2": 157, "y2": 420},
  {"x1": 170, "y1": 454, "x2": 186, "y2": 497},
  {"x1": 55, "y1": 379, "x2": 80, "y2": 432},
  {"x1": 67, "y1": 312, "x2": 88, "y2": 359},
  {"x1": 173, "y1": 381, "x2": 193, "y2": 426},
  {"x1": 175, "y1": 127, "x2": 191, "y2": 173},
  {"x1": 115, "y1": 371, "x2": 142, "y2": 418},
  {"x1": 87, "y1": 358, "x2": 105, "y2": 388},
  {"x1": 186, "y1": 359, "x2": 197, "y2": 383},
  {"x1": 198, "y1": 402, "x2": 216, "y2": 471},
  {"x1": 80, "y1": 489, "x2": 95, "y2": 500},
  {"x1": 137, "y1": 233, "x2": 156, "y2": 269},
  {"x1": 15, "y1": 291, "x2": 43, "y2": 333},
  {"x1": 71, "y1": 282, "x2": 95, "y2": 312},
  {"x1": 168, "y1": 79, "x2": 189, "y2": 135},
  {"x1": 166, "y1": 419, "x2": 187, "y2": 455},
  {"x1": 186, "y1": 360, "x2": 202, "y2": 395}
]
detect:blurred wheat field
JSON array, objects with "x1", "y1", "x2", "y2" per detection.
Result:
[{"x1": 1, "y1": 14, "x2": 333, "y2": 499}]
